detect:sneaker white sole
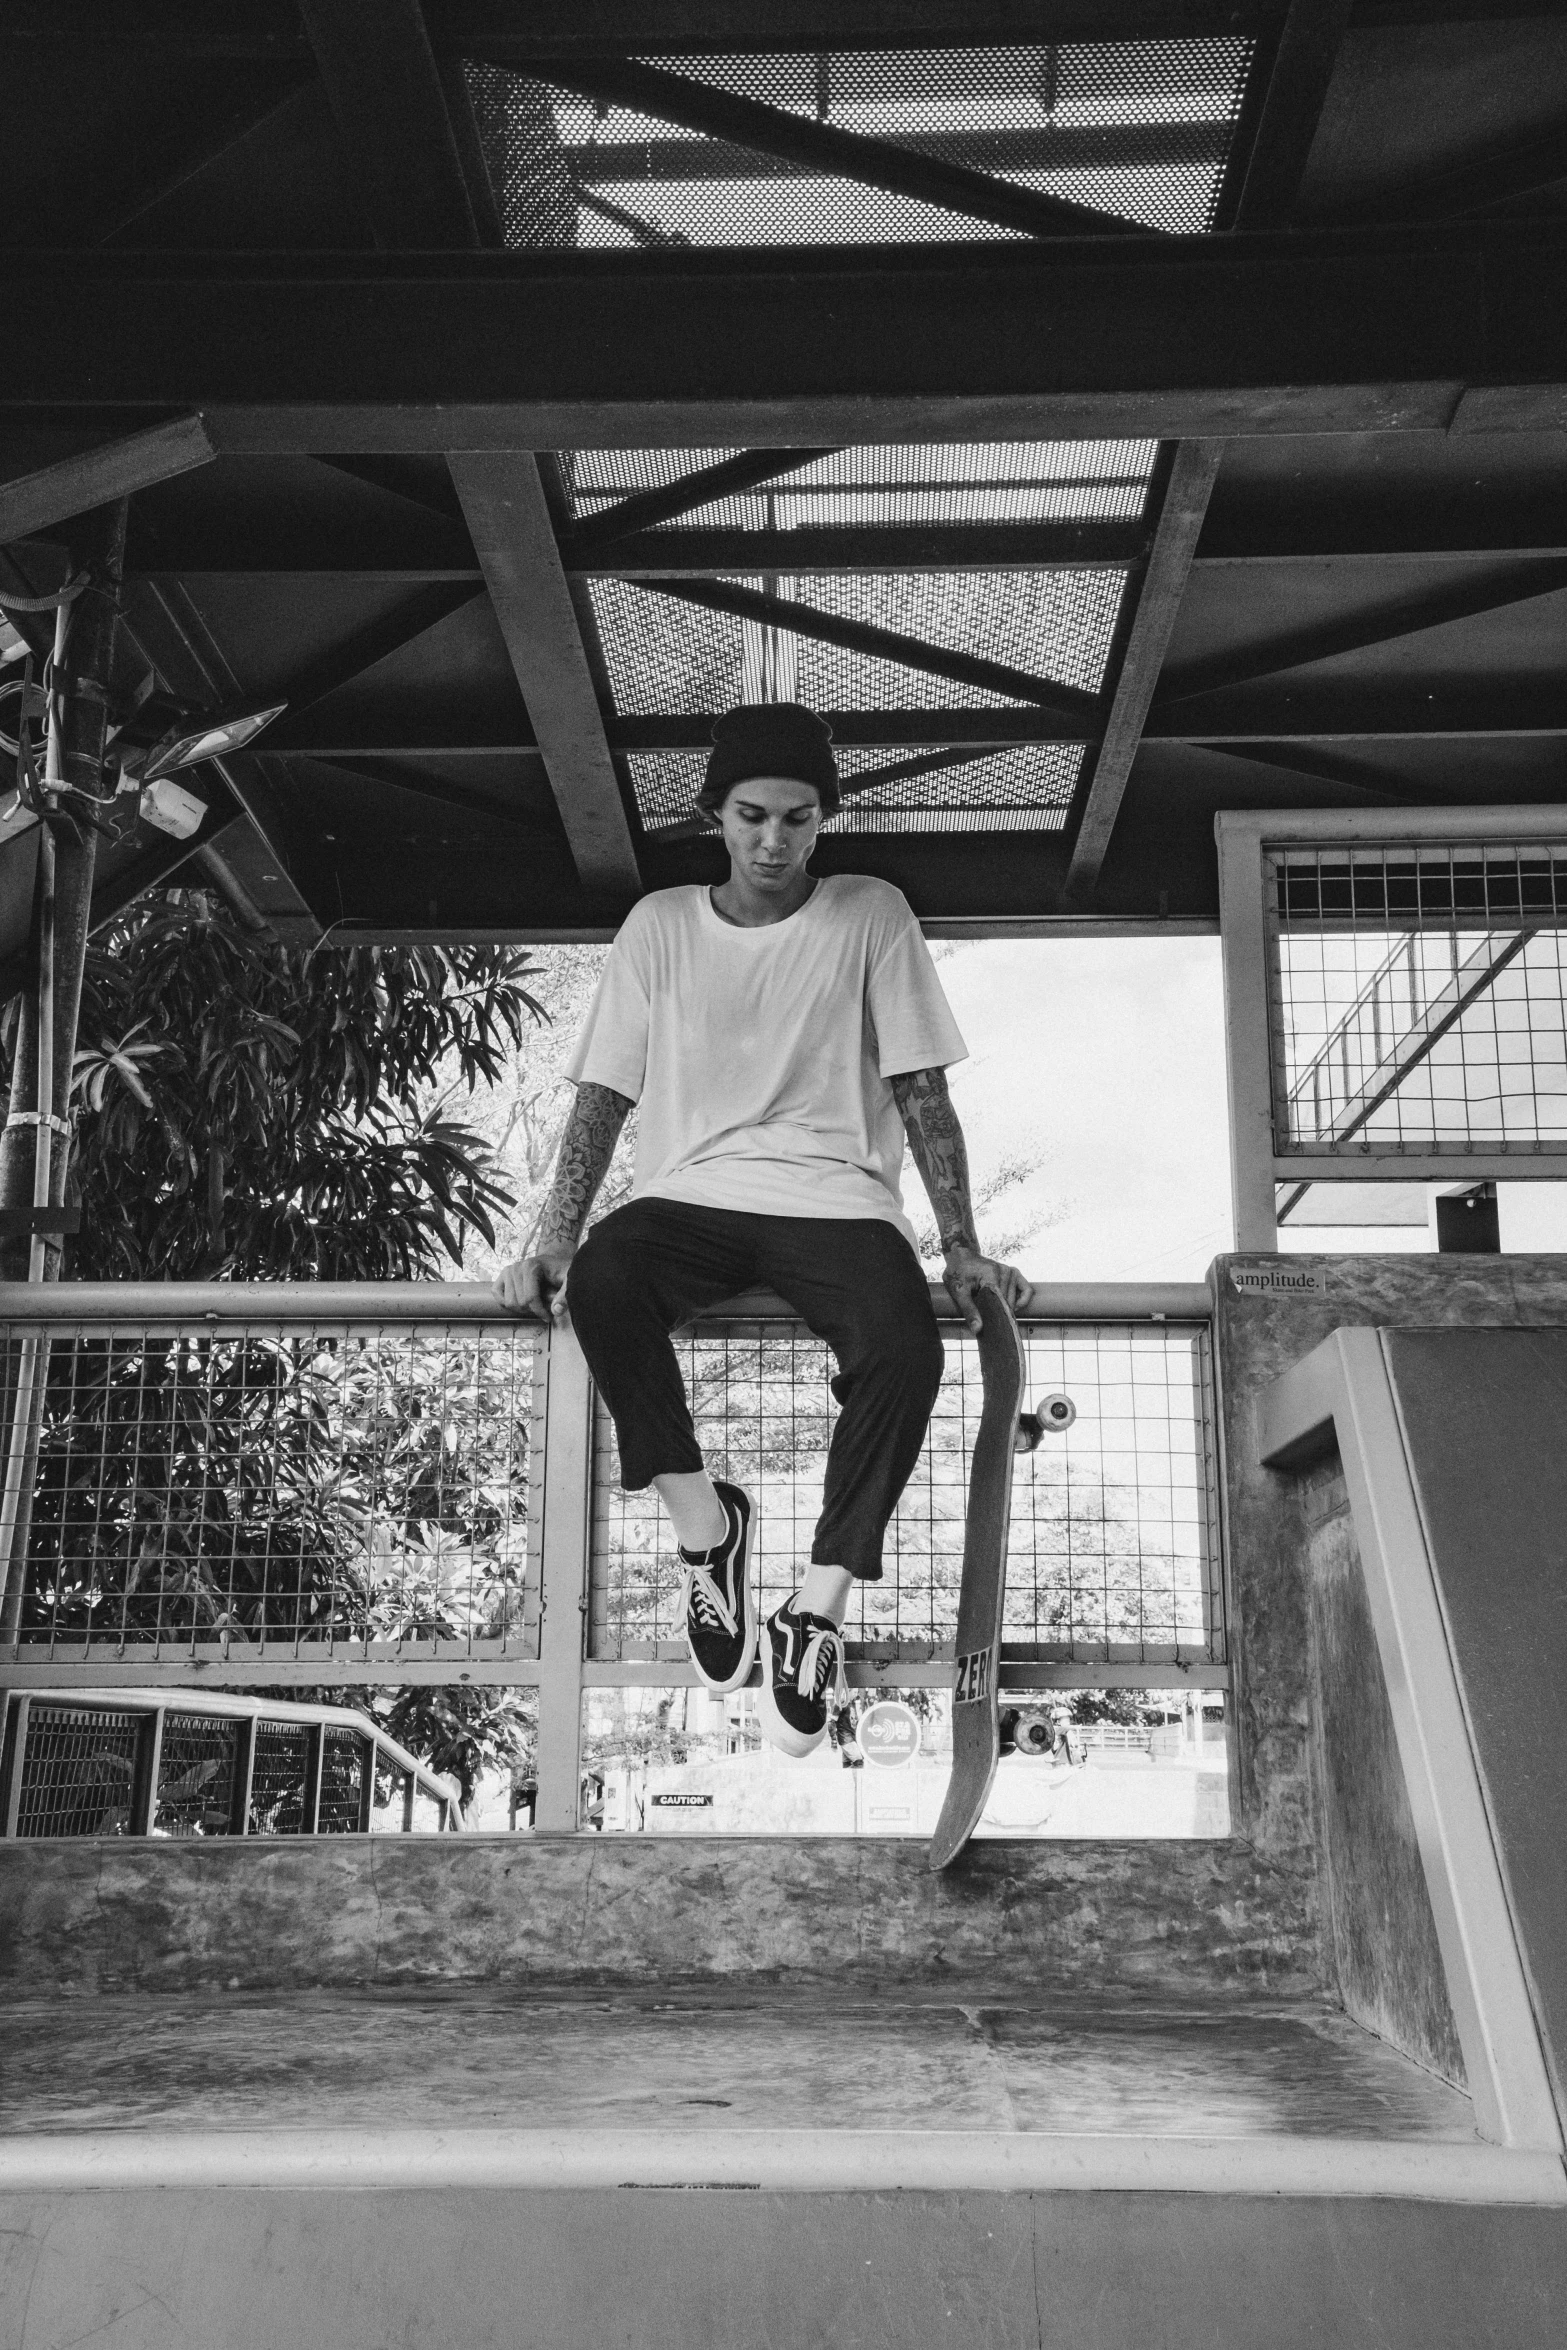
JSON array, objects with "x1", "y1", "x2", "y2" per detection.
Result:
[
  {"x1": 756, "y1": 1628, "x2": 829, "y2": 1758},
  {"x1": 685, "y1": 1492, "x2": 757, "y2": 1698}
]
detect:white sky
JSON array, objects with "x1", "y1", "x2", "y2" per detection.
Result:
[
  {"x1": 929, "y1": 936, "x2": 1567, "y2": 1275},
  {"x1": 933, "y1": 935, "x2": 1234, "y2": 1283}
]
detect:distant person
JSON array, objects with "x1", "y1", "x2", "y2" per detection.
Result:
[{"x1": 496, "y1": 703, "x2": 1030, "y2": 1757}]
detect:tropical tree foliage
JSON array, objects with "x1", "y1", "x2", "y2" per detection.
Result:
[{"x1": 61, "y1": 891, "x2": 540, "y2": 1280}]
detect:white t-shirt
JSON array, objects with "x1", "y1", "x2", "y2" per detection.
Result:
[{"x1": 565, "y1": 875, "x2": 966, "y2": 1239}]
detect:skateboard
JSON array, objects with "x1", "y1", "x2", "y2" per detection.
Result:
[{"x1": 928, "y1": 1286, "x2": 1032, "y2": 1871}]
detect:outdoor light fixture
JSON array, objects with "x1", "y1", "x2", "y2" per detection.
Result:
[{"x1": 135, "y1": 701, "x2": 287, "y2": 783}]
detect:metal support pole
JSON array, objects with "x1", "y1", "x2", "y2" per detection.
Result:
[
  {"x1": 0, "y1": 504, "x2": 127, "y2": 1640},
  {"x1": 532, "y1": 1324, "x2": 593, "y2": 1833},
  {"x1": 1216, "y1": 813, "x2": 1281, "y2": 1251},
  {"x1": 303, "y1": 1725, "x2": 324, "y2": 1834},
  {"x1": 133, "y1": 1704, "x2": 165, "y2": 1836}
]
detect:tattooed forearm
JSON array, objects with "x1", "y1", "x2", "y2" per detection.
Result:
[
  {"x1": 535, "y1": 1082, "x2": 632, "y2": 1250},
  {"x1": 891, "y1": 1066, "x2": 978, "y2": 1254}
]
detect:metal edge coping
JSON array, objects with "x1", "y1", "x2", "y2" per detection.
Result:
[{"x1": 0, "y1": 2127, "x2": 1559, "y2": 2204}]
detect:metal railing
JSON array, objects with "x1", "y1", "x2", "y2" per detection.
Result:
[
  {"x1": 0, "y1": 1688, "x2": 462, "y2": 1837},
  {"x1": 0, "y1": 1280, "x2": 1221, "y2": 1833}
]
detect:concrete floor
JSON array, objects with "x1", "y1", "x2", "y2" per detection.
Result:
[{"x1": 0, "y1": 1987, "x2": 1477, "y2": 2142}]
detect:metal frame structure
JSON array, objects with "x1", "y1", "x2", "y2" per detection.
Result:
[
  {"x1": 1218, "y1": 807, "x2": 1567, "y2": 1250},
  {"x1": 11, "y1": 3, "x2": 1567, "y2": 945},
  {"x1": 0, "y1": 1277, "x2": 1221, "y2": 1836}
]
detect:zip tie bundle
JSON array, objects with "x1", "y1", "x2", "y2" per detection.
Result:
[
  {"x1": 5, "y1": 1111, "x2": 72, "y2": 1138},
  {"x1": 0, "y1": 569, "x2": 92, "y2": 614}
]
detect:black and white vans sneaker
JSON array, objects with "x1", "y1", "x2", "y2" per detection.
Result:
[
  {"x1": 757, "y1": 1597, "x2": 847, "y2": 1758},
  {"x1": 678, "y1": 1481, "x2": 756, "y2": 1695}
]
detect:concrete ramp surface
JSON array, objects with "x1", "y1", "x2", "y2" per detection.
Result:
[{"x1": 1261, "y1": 1323, "x2": 1567, "y2": 2147}]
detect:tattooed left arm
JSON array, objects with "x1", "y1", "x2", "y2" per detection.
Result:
[{"x1": 890, "y1": 1066, "x2": 1033, "y2": 1330}]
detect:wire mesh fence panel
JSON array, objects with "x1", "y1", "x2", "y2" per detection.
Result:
[
  {"x1": 248, "y1": 1721, "x2": 311, "y2": 1836},
  {"x1": 11, "y1": 1704, "x2": 142, "y2": 1837},
  {"x1": 154, "y1": 1712, "x2": 239, "y2": 1837},
  {"x1": 466, "y1": 42, "x2": 1254, "y2": 248},
  {"x1": 1266, "y1": 844, "x2": 1567, "y2": 1156},
  {"x1": 0, "y1": 1320, "x2": 545, "y2": 1662},
  {"x1": 590, "y1": 1320, "x2": 1221, "y2": 1666},
  {"x1": 317, "y1": 1728, "x2": 366, "y2": 1834}
]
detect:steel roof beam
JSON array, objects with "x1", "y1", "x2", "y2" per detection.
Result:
[
  {"x1": 1063, "y1": 441, "x2": 1224, "y2": 896},
  {"x1": 16, "y1": 217, "x2": 1563, "y2": 443},
  {"x1": 7, "y1": 4, "x2": 1556, "y2": 57},
  {"x1": 0, "y1": 417, "x2": 215, "y2": 550},
  {"x1": 517, "y1": 55, "x2": 1146, "y2": 241},
  {"x1": 1064, "y1": 0, "x2": 1355, "y2": 897},
  {"x1": 569, "y1": 521, "x2": 1150, "y2": 575},
  {"x1": 261, "y1": 584, "x2": 490, "y2": 748},
  {"x1": 1159, "y1": 558, "x2": 1567, "y2": 705},
  {"x1": 274, "y1": 687, "x2": 1567, "y2": 761},
  {"x1": 298, "y1": 0, "x2": 486, "y2": 250},
  {"x1": 449, "y1": 452, "x2": 641, "y2": 896},
  {"x1": 1317, "y1": 118, "x2": 1567, "y2": 227}
]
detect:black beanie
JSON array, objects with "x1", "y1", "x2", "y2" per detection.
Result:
[{"x1": 698, "y1": 703, "x2": 840, "y2": 821}]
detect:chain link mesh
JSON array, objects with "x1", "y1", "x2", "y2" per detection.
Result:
[{"x1": 467, "y1": 42, "x2": 1252, "y2": 248}]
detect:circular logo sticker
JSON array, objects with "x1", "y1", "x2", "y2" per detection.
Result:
[{"x1": 858, "y1": 1700, "x2": 921, "y2": 1769}]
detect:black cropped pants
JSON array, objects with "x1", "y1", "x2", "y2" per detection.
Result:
[{"x1": 567, "y1": 1197, "x2": 945, "y2": 1581}]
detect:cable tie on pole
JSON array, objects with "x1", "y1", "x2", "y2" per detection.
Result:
[{"x1": 5, "y1": 1111, "x2": 72, "y2": 1138}]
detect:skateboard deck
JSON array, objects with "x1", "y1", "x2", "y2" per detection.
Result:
[{"x1": 928, "y1": 1286, "x2": 1029, "y2": 1871}]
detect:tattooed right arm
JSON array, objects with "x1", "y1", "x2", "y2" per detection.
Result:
[
  {"x1": 536, "y1": 1083, "x2": 633, "y2": 1250},
  {"x1": 493, "y1": 1081, "x2": 632, "y2": 1321}
]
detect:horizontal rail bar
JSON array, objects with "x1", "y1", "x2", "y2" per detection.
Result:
[
  {"x1": 0, "y1": 1280, "x2": 1212, "y2": 1327},
  {"x1": 0, "y1": 1658, "x2": 1229, "y2": 1691},
  {"x1": 0, "y1": 1658, "x2": 1231, "y2": 1693}
]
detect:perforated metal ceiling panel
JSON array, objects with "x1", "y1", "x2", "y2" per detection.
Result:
[
  {"x1": 627, "y1": 745, "x2": 1084, "y2": 836},
  {"x1": 468, "y1": 41, "x2": 1252, "y2": 249},
  {"x1": 565, "y1": 443, "x2": 1158, "y2": 531}
]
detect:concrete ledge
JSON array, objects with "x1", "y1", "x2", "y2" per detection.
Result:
[
  {"x1": 0, "y1": 1835, "x2": 1317, "y2": 1997},
  {"x1": 1, "y1": 2127, "x2": 1561, "y2": 2205}
]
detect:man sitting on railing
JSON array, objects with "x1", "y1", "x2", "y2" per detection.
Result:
[{"x1": 496, "y1": 703, "x2": 1030, "y2": 1757}]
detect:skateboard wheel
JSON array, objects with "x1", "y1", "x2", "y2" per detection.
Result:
[
  {"x1": 1037, "y1": 1391, "x2": 1076, "y2": 1432},
  {"x1": 1011, "y1": 1708, "x2": 1055, "y2": 1757}
]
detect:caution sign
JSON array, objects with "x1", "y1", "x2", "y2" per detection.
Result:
[
  {"x1": 649, "y1": 1792, "x2": 714, "y2": 1809},
  {"x1": 954, "y1": 1648, "x2": 992, "y2": 1705}
]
